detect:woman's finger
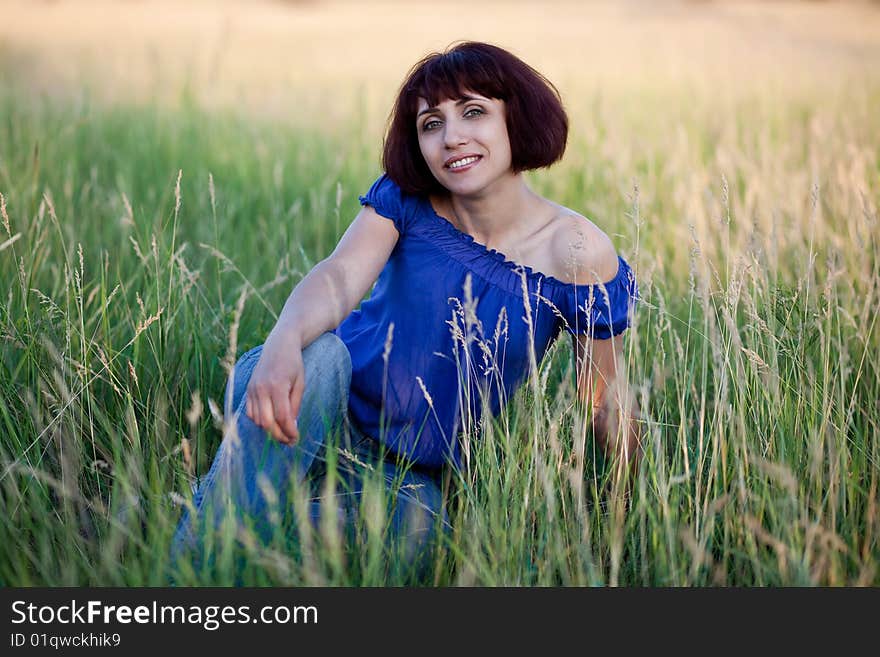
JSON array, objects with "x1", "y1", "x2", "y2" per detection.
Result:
[
  {"x1": 256, "y1": 392, "x2": 276, "y2": 435},
  {"x1": 265, "y1": 419, "x2": 289, "y2": 445},
  {"x1": 287, "y1": 386, "x2": 301, "y2": 443},
  {"x1": 248, "y1": 391, "x2": 263, "y2": 426},
  {"x1": 271, "y1": 389, "x2": 299, "y2": 443},
  {"x1": 289, "y1": 374, "x2": 306, "y2": 427}
]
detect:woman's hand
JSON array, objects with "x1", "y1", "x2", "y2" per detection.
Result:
[
  {"x1": 244, "y1": 340, "x2": 306, "y2": 445},
  {"x1": 238, "y1": 204, "x2": 400, "y2": 446},
  {"x1": 573, "y1": 333, "x2": 642, "y2": 488}
]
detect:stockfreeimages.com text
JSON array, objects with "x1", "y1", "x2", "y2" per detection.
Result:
[{"x1": 11, "y1": 600, "x2": 317, "y2": 631}]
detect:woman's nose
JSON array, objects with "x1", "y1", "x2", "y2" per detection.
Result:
[{"x1": 443, "y1": 120, "x2": 468, "y2": 148}]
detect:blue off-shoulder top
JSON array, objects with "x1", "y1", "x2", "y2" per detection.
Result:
[{"x1": 335, "y1": 174, "x2": 638, "y2": 470}]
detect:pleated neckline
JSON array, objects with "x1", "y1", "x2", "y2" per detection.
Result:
[{"x1": 418, "y1": 196, "x2": 628, "y2": 293}]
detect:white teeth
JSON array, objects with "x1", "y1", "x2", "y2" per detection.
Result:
[{"x1": 448, "y1": 156, "x2": 479, "y2": 169}]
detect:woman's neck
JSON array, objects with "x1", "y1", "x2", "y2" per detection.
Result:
[{"x1": 442, "y1": 173, "x2": 545, "y2": 250}]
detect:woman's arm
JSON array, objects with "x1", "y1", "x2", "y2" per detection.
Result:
[
  {"x1": 551, "y1": 214, "x2": 642, "y2": 489},
  {"x1": 265, "y1": 206, "x2": 400, "y2": 352},
  {"x1": 246, "y1": 206, "x2": 400, "y2": 444},
  {"x1": 571, "y1": 333, "x2": 642, "y2": 483}
]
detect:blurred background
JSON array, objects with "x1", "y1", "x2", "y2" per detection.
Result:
[{"x1": 3, "y1": 0, "x2": 879, "y2": 123}]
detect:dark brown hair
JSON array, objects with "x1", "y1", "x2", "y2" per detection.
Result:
[{"x1": 383, "y1": 41, "x2": 569, "y2": 195}]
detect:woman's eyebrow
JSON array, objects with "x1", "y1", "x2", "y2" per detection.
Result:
[{"x1": 417, "y1": 95, "x2": 486, "y2": 118}]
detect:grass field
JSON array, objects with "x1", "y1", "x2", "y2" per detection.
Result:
[{"x1": 0, "y1": 0, "x2": 878, "y2": 585}]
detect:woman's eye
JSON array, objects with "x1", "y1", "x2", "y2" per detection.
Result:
[
  {"x1": 464, "y1": 107, "x2": 484, "y2": 118},
  {"x1": 423, "y1": 119, "x2": 441, "y2": 131}
]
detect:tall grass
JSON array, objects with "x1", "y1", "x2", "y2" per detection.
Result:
[{"x1": 0, "y1": 77, "x2": 877, "y2": 585}]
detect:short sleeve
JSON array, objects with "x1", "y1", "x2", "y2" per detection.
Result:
[
  {"x1": 358, "y1": 174, "x2": 417, "y2": 235},
  {"x1": 549, "y1": 256, "x2": 639, "y2": 340}
]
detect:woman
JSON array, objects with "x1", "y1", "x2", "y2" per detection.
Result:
[{"x1": 173, "y1": 42, "x2": 640, "y2": 571}]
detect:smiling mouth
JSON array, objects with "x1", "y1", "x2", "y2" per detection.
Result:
[{"x1": 445, "y1": 155, "x2": 481, "y2": 170}]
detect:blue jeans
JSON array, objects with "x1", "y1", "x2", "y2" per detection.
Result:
[{"x1": 172, "y1": 332, "x2": 450, "y2": 571}]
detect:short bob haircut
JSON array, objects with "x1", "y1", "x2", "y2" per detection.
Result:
[{"x1": 383, "y1": 41, "x2": 569, "y2": 196}]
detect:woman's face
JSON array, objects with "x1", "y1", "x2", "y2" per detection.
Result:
[{"x1": 416, "y1": 92, "x2": 513, "y2": 196}]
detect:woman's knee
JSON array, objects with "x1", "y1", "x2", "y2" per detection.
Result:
[
  {"x1": 222, "y1": 332, "x2": 350, "y2": 427},
  {"x1": 224, "y1": 344, "x2": 264, "y2": 414},
  {"x1": 301, "y1": 332, "x2": 352, "y2": 394}
]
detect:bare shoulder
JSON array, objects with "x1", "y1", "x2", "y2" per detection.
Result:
[{"x1": 547, "y1": 204, "x2": 619, "y2": 285}]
